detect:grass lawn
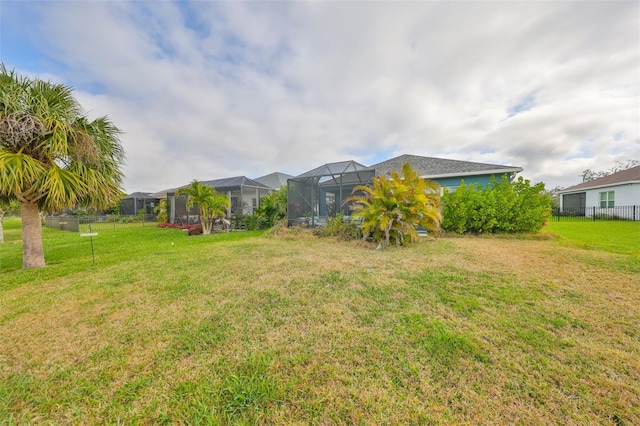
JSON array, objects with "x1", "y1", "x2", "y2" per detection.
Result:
[
  {"x1": 544, "y1": 220, "x2": 640, "y2": 256},
  {"x1": 1, "y1": 218, "x2": 639, "y2": 424}
]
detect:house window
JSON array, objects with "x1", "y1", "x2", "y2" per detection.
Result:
[{"x1": 599, "y1": 191, "x2": 614, "y2": 208}]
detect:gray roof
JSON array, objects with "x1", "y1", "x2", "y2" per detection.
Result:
[
  {"x1": 295, "y1": 160, "x2": 372, "y2": 179},
  {"x1": 123, "y1": 192, "x2": 157, "y2": 200},
  {"x1": 254, "y1": 172, "x2": 293, "y2": 190},
  {"x1": 372, "y1": 154, "x2": 522, "y2": 179},
  {"x1": 200, "y1": 176, "x2": 271, "y2": 191},
  {"x1": 150, "y1": 176, "x2": 270, "y2": 198},
  {"x1": 150, "y1": 187, "x2": 179, "y2": 198},
  {"x1": 559, "y1": 165, "x2": 640, "y2": 193}
]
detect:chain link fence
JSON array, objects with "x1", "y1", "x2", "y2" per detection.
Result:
[{"x1": 45, "y1": 215, "x2": 158, "y2": 232}]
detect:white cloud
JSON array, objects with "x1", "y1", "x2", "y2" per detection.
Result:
[{"x1": 2, "y1": 0, "x2": 638, "y2": 192}]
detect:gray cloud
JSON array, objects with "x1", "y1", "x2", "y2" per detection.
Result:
[{"x1": 2, "y1": 1, "x2": 638, "y2": 192}]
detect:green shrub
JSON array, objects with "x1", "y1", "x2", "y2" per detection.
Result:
[
  {"x1": 313, "y1": 213, "x2": 362, "y2": 240},
  {"x1": 244, "y1": 215, "x2": 267, "y2": 231},
  {"x1": 255, "y1": 188, "x2": 287, "y2": 228},
  {"x1": 442, "y1": 176, "x2": 551, "y2": 234},
  {"x1": 154, "y1": 199, "x2": 168, "y2": 223}
]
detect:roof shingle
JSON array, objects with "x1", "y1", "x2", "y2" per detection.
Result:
[{"x1": 372, "y1": 154, "x2": 522, "y2": 178}]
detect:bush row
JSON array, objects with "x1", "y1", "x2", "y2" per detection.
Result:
[{"x1": 442, "y1": 176, "x2": 551, "y2": 234}]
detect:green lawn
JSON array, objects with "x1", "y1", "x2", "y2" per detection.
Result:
[
  {"x1": 544, "y1": 220, "x2": 640, "y2": 256},
  {"x1": 1, "y1": 219, "x2": 639, "y2": 424}
]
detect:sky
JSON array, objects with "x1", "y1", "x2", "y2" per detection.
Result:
[{"x1": 1, "y1": 0, "x2": 638, "y2": 194}]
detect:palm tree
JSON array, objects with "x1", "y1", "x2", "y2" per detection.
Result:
[
  {"x1": 347, "y1": 162, "x2": 442, "y2": 247},
  {"x1": 0, "y1": 64, "x2": 125, "y2": 268},
  {"x1": 176, "y1": 180, "x2": 230, "y2": 235}
]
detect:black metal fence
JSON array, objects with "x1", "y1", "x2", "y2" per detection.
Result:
[
  {"x1": 552, "y1": 205, "x2": 640, "y2": 221},
  {"x1": 45, "y1": 214, "x2": 158, "y2": 232}
]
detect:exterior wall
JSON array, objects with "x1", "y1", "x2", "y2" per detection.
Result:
[
  {"x1": 584, "y1": 183, "x2": 639, "y2": 207},
  {"x1": 436, "y1": 173, "x2": 512, "y2": 191},
  {"x1": 560, "y1": 183, "x2": 640, "y2": 220}
]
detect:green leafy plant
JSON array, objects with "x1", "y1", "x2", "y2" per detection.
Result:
[
  {"x1": 441, "y1": 176, "x2": 551, "y2": 234},
  {"x1": 243, "y1": 214, "x2": 267, "y2": 231},
  {"x1": 255, "y1": 188, "x2": 287, "y2": 228},
  {"x1": 154, "y1": 198, "x2": 168, "y2": 223},
  {"x1": 312, "y1": 213, "x2": 362, "y2": 240},
  {"x1": 347, "y1": 162, "x2": 442, "y2": 247}
]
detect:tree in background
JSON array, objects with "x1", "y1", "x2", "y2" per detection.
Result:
[
  {"x1": 441, "y1": 176, "x2": 551, "y2": 234},
  {"x1": 255, "y1": 187, "x2": 287, "y2": 227},
  {"x1": 348, "y1": 162, "x2": 442, "y2": 247},
  {"x1": 177, "y1": 180, "x2": 229, "y2": 235},
  {"x1": 0, "y1": 64, "x2": 125, "y2": 268},
  {"x1": 580, "y1": 159, "x2": 639, "y2": 183}
]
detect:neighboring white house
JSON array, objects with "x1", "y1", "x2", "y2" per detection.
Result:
[{"x1": 558, "y1": 165, "x2": 640, "y2": 220}]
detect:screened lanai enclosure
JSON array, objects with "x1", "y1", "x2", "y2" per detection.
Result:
[
  {"x1": 288, "y1": 160, "x2": 375, "y2": 227},
  {"x1": 163, "y1": 176, "x2": 273, "y2": 225},
  {"x1": 119, "y1": 192, "x2": 159, "y2": 216}
]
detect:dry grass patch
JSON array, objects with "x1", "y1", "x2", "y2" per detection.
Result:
[{"x1": 1, "y1": 224, "x2": 638, "y2": 424}]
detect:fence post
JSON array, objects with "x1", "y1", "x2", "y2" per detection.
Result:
[{"x1": 593, "y1": 206, "x2": 596, "y2": 221}]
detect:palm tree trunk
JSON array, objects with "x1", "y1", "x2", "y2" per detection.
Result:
[
  {"x1": 200, "y1": 207, "x2": 211, "y2": 235},
  {"x1": 21, "y1": 202, "x2": 45, "y2": 268}
]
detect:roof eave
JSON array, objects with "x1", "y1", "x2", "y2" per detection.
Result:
[
  {"x1": 559, "y1": 180, "x2": 640, "y2": 194},
  {"x1": 417, "y1": 167, "x2": 523, "y2": 180}
]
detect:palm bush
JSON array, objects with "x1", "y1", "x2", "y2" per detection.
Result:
[
  {"x1": 177, "y1": 180, "x2": 230, "y2": 235},
  {"x1": 255, "y1": 188, "x2": 287, "y2": 228},
  {"x1": 348, "y1": 162, "x2": 442, "y2": 247}
]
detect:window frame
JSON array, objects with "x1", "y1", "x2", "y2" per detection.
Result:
[{"x1": 599, "y1": 191, "x2": 614, "y2": 208}]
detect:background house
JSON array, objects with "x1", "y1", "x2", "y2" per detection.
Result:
[
  {"x1": 119, "y1": 192, "x2": 159, "y2": 216},
  {"x1": 558, "y1": 165, "x2": 640, "y2": 220},
  {"x1": 287, "y1": 161, "x2": 375, "y2": 226},
  {"x1": 161, "y1": 176, "x2": 273, "y2": 224},
  {"x1": 287, "y1": 154, "x2": 522, "y2": 226}
]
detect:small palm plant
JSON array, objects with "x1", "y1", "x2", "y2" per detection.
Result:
[
  {"x1": 347, "y1": 162, "x2": 442, "y2": 247},
  {"x1": 154, "y1": 198, "x2": 168, "y2": 223},
  {"x1": 255, "y1": 187, "x2": 287, "y2": 227},
  {"x1": 177, "y1": 180, "x2": 230, "y2": 235}
]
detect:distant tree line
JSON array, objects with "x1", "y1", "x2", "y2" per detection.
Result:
[{"x1": 580, "y1": 159, "x2": 639, "y2": 182}]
